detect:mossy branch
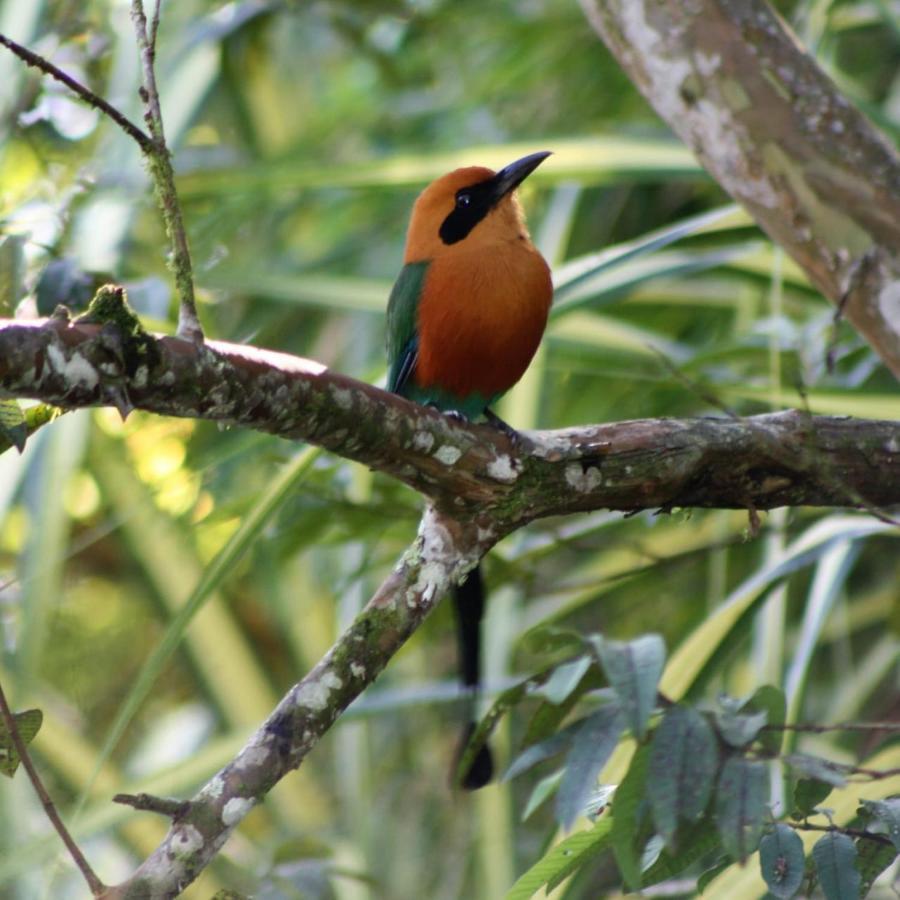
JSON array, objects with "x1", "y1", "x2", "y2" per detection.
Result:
[
  {"x1": 130, "y1": 0, "x2": 203, "y2": 343},
  {"x1": 2, "y1": 313, "x2": 899, "y2": 522},
  {"x1": 100, "y1": 508, "x2": 490, "y2": 899}
]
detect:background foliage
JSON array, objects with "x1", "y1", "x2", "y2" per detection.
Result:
[{"x1": 0, "y1": 0, "x2": 898, "y2": 897}]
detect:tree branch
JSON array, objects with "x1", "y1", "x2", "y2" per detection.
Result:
[
  {"x1": 130, "y1": 1, "x2": 204, "y2": 343},
  {"x1": 788, "y1": 820, "x2": 894, "y2": 847},
  {"x1": 2, "y1": 313, "x2": 896, "y2": 894},
  {"x1": 1, "y1": 317, "x2": 898, "y2": 525},
  {"x1": 102, "y1": 507, "x2": 493, "y2": 899},
  {"x1": 0, "y1": 32, "x2": 154, "y2": 153},
  {"x1": 0, "y1": 23, "x2": 203, "y2": 342},
  {"x1": 579, "y1": 0, "x2": 900, "y2": 378},
  {"x1": 0, "y1": 680, "x2": 105, "y2": 896}
]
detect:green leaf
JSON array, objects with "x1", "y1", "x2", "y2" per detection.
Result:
[
  {"x1": 591, "y1": 633, "x2": 665, "y2": 740},
  {"x1": 661, "y1": 517, "x2": 892, "y2": 702},
  {"x1": 553, "y1": 244, "x2": 761, "y2": 315},
  {"x1": 856, "y1": 835, "x2": 897, "y2": 897},
  {"x1": 521, "y1": 770, "x2": 563, "y2": 821},
  {"x1": 0, "y1": 399, "x2": 27, "y2": 454},
  {"x1": 472, "y1": 661, "x2": 592, "y2": 766},
  {"x1": 81, "y1": 444, "x2": 322, "y2": 810},
  {"x1": 610, "y1": 743, "x2": 651, "y2": 890},
  {"x1": 859, "y1": 799, "x2": 900, "y2": 850},
  {"x1": 714, "y1": 757, "x2": 769, "y2": 862},
  {"x1": 537, "y1": 655, "x2": 593, "y2": 706},
  {"x1": 785, "y1": 753, "x2": 848, "y2": 787},
  {"x1": 504, "y1": 724, "x2": 577, "y2": 782},
  {"x1": 648, "y1": 705, "x2": 718, "y2": 848},
  {"x1": 504, "y1": 817, "x2": 614, "y2": 900},
  {"x1": 0, "y1": 709, "x2": 43, "y2": 778},
  {"x1": 555, "y1": 704, "x2": 623, "y2": 831},
  {"x1": 181, "y1": 135, "x2": 702, "y2": 197},
  {"x1": 791, "y1": 778, "x2": 834, "y2": 819},
  {"x1": 812, "y1": 832, "x2": 860, "y2": 900},
  {"x1": 521, "y1": 668, "x2": 607, "y2": 748},
  {"x1": 546, "y1": 818, "x2": 614, "y2": 893},
  {"x1": 551, "y1": 203, "x2": 745, "y2": 309},
  {"x1": 641, "y1": 817, "x2": 722, "y2": 887},
  {"x1": 759, "y1": 824, "x2": 805, "y2": 899},
  {"x1": 723, "y1": 385, "x2": 900, "y2": 420},
  {"x1": 742, "y1": 685, "x2": 786, "y2": 755},
  {"x1": 714, "y1": 695, "x2": 768, "y2": 748}
]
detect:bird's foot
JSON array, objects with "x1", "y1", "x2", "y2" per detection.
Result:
[
  {"x1": 425, "y1": 403, "x2": 470, "y2": 425},
  {"x1": 432, "y1": 406, "x2": 523, "y2": 450},
  {"x1": 483, "y1": 409, "x2": 522, "y2": 447}
]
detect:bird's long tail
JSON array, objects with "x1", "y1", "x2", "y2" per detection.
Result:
[{"x1": 451, "y1": 564, "x2": 494, "y2": 789}]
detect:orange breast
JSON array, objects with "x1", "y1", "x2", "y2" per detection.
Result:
[{"x1": 415, "y1": 242, "x2": 552, "y2": 401}]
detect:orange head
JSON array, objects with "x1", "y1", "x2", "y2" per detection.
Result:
[{"x1": 403, "y1": 151, "x2": 551, "y2": 262}]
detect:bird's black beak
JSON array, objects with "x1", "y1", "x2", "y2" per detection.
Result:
[
  {"x1": 438, "y1": 150, "x2": 552, "y2": 245},
  {"x1": 491, "y1": 151, "x2": 552, "y2": 201}
]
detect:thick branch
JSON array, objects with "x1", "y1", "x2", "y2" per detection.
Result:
[
  {"x1": 1, "y1": 318, "x2": 899, "y2": 525},
  {"x1": 579, "y1": 0, "x2": 900, "y2": 377},
  {"x1": 102, "y1": 508, "x2": 493, "y2": 899}
]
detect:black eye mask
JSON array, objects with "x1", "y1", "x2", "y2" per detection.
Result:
[
  {"x1": 438, "y1": 178, "x2": 498, "y2": 245},
  {"x1": 436, "y1": 151, "x2": 551, "y2": 246}
]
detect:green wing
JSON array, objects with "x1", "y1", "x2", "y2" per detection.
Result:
[{"x1": 386, "y1": 261, "x2": 429, "y2": 396}]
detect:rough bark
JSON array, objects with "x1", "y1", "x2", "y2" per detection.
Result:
[
  {"x1": 2, "y1": 318, "x2": 898, "y2": 527},
  {"x1": 579, "y1": 0, "x2": 900, "y2": 377},
  {"x1": 6, "y1": 310, "x2": 880, "y2": 897},
  {"x1": 3, "y1": 3, "x2": 900, "y2": 896},
  {"x1": 99, "y1": 508, "x2": 493, "y2": 899}
]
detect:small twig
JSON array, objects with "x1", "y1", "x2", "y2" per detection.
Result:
[
  {"x1": 0, "y1": 32, "x2": 154, "y2": 153},
  {"x1": 649, "y1": 346, "x2": 739, "y2": 419},
  {"x1": 130, "y1": 0, "x2": 204, "y2": 343},
  {"x1": 778, "y1": 750, "x2": 900, "y2": 782},
  {"x1": 97, "y1": 508, "x2": 489, "y2": 898},
  {"x1": 0, "y1": 680, "x2": 106, "y2": 896},
  {"x1": 826, "y1": 249, "x2": 879, "y2": 374},
  {"x1": 746, "y1": 502, "x2": 761, "y2": 537},
  {"x1": 763, "y1": 721, "x2": 900, "y2": 734},
  {"x1": 1, "y1": 21, "x2": 203, "y2": 342},
  {"x1": 113, "y1": 792, "x2": 189, "y2": 819},
  {"x1": 149, "y1": 0, "x2": 162, "y2": 50},
  {"x1": 849, "y1": 766, "x2": 900, "y2": 781},
  {"x1": 789, "y1": 820, "x2": 894, "y2": 847}
]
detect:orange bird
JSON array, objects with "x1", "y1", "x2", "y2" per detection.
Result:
[{"x1": 386, "y1": 152, "x2": 553, "y2": 787}]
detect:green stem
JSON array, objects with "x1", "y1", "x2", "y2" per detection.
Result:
[
  {"x1": 0, "y1": 680, "x2": 106, "y2": 895},
  {"x1": 130, "y1": 0, "x2": 204, "y2": 343}
]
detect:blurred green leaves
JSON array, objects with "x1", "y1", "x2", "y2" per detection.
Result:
[
  {"x1": 0, "y1": 0, "x2": 898, "y2": 897},
  {"x1": 0, "y1": 708, "x2": 42, "y2": 777}
]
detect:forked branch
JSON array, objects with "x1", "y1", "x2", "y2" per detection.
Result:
[{"x1": 101, "y1": 508, "x2": 492, "y2": 898}]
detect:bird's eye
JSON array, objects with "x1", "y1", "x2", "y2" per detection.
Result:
[{"x1": 456, "y1": 192, "x2": 471, "y2": 209}]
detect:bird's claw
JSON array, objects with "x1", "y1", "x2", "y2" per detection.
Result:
[{"x1": 483, "y1": 409, "x2": 522, "y2": 447}]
